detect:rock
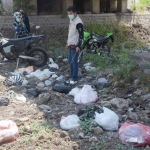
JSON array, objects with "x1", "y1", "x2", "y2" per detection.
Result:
[
  {"x1": 44, "y1": 80, "x2": 52, "y2": 87},
  {"x1": 51, "y1": 74, "x2": 58, "y2": 79},
  {"x1": 128, "y1": 112, "x2": 139, "y2": 121},
  {"x1": 145, "y1": 145, "x2": 150, "y2": 150},
  {"x1": 36, "y1": 93, "x2": 51, "y2": 105},
  {"x1": 15, "y1": 94, "x2": 26, "y2": 102},
  {"x1": 27, "y1": 88, "x2": 41, "y2": 97},
  {"x1": 0, "y1": 98, "x2": 9, "y2": 106},
  {"x1": 38, "y1": 105, "x2": 51, "y2": 115},
  {"x1": 128, "y1": 107, "x2": 134, "y2": 113},
  {"x1": 37, "y1": 82, "x2": 45, "y2": 89},
  {"x1": 107, "y1": 74, "x2": 113, "y2": 81},
  {"x1": 110, "y1": 98, "x2": 129, "y2": 110},
  {"x1": 113, "y1": 81, "x2": 119, "y2": 87},
  {"x1": 134, "y1": 79, "x2": 140, "y2": 85},
  {"x1": 93, "y1": 126, "x2": 103, "y2": 135},
  {"x1": 24, "y1": 125, "x2": 31, "y2": 133},
  {"x1": 141, "y1": 94, "x2": 150, "y2": 101},
  {"x1": 56, "y1": 75, "x2": 64, "y2": 81},
  {"x1": 22, "y1": 79, "x2": 29, "y2": 86},
  {"x1": 144, "y1": 69, "x2": 150, "y2": 75},
  {"x1": 98, "y1": 78, "x2": 108, "y2": 83},
  {"x1": 68, "y1": 127, "x2": 81, "y2": 139},
  {"x1": 89, "y1": 136, "x2": 98, "y2": 142},
  {"x1": 92, "y1": 78, "x2": 110, "y2": 90},
  {"x1": 63, "y1": 58, "x2": 68, "y2": 63},
  {"x1": 60, "y1": 131, "x2": 68, "y2": 138},
  {"x1": 17, "y1": 117, "x2": 29, "y2": 122},
  {"x1": 139, "y1": 61, "x2": 149, "y2": 70},
  {"x1": 78, "y1": 132, "x2": 84, "y2": 139},
  {"x1": 133, "y1": 89, "x2": 143, "y2": 96}
]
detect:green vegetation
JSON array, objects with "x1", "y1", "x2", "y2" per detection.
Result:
[
  {"x1": 131, "y1": 0, "x2": 150, "y2": 11},
  {"x1": 13, "y1": 0, "x2": 35, "y2": 14},
  {"x1": 19, "y1": 123, "x2": 52, "y2": 144},
  {"x1": 81, "y1": 22, "x2": 149, "y2": 89}
]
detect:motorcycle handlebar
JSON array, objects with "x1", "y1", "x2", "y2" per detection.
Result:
[{"x1": 32, "y1": 35, "x2": 43, "y2": 39}]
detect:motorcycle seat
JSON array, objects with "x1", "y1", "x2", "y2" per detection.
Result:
[
  {"x1": 8, "y1": 36, "x2": 32, "y2": 42},
  {"x1": 95, "y1": 35, "x2": 107, "y2": 41}
]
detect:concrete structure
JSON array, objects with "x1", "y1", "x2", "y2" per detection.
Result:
[
  {"x1": 28, "y1": 0, "x2": 128, "y2": 15},
  {"x1": 1, "y1": 0, "x2": 13, "y2": 14}
]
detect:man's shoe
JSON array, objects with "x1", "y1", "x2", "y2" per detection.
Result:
[{"x1": 65, "y1": 80, "x2": 77, "y2": 85}]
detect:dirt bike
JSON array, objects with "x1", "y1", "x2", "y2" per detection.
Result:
[
  {"x1": 78, "y1": 31, "x2": 114, "y2": 63},
  {"x1": 0, "y1": 33, "x2": 48, "y2": 68}
]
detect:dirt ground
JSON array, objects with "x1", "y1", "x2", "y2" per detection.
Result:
[{"x1": 0, "y1": 60, "x2": 149, "y2": 150}]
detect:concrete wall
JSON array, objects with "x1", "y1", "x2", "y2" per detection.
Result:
[{"x1": 0, "y1": 13, "x2": 149, "y2": 37}]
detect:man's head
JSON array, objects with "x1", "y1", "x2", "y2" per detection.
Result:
[
  {"x1": 19, "y1": 9, "x2": 25, "y2": 16},
  {"x1": 67, "y1": 6, "x2": 77, "y2": 20},
  {"x1": 14, "y1": 12, "x2": 22, "y2": 22}
]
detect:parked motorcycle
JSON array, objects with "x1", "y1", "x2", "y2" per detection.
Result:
[
  {"x1": 0, "y1": 33, "x2": 48, "y2": 67},
  {"x1": 78, "y1": 31, "x2": 114, "y2": 62}
]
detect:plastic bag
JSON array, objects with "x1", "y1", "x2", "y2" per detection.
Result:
[
  {"x1": 0, "y1": 120, "x2": 19, "y2": 143},
  {"x1": 95, "y1": 107, "x2": 119, "y2": 131},
  {"x1": 60, "y1": 115, "x2": 80, "y2": 130},
  {"x1": 70, "y1": 85, "x2": 98, "y2": 104},
  {"x1": 119, "y1": 122, "x2": 150, "y2": 147},
  {"x1": 49, "y1": 58, "x2": 59, "y2": 69},
  {"x1": 28, "y1": 69, "x2": 55, "y2": 81},
  {"x1": 68, "y1": 87, "x2": 81, "y2": 96}
]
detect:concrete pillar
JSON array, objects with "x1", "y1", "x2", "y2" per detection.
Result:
[
  {"x1": 91, "y1": 0, "x2": 100, "y2": 14},
  {"x1": 29, "y1": 0, "x2": 37, "y2": 15},
  {"x1": 117, "y1": 0, "x2": 127, "y2": 12},
  {"x1": 110, "y1": 0, "x2": 117, "y2": 11},
  {"x1": 122, "y1": 0, "x2": 127, "y2": 12},
  {"x1": 63, "y1": 0, "x2": 73, "y2": 12}
]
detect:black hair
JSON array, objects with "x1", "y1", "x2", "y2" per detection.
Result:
[{"x1": 67, "y1": 6, "x2": 77, "y2": 13}]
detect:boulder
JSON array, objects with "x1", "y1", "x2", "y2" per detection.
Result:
[
  {"x1": 36, "y1": 93, "x2": 51, "y2": 105},
  {"x1": 0, "y1": 98, "x2": 9, "y2": 106},
  {"x1": 110, "y1": 98, "x2": 129, "y2": 110}
]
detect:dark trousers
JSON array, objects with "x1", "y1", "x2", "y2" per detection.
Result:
[{"x1": 68, "y1": 49, "x2": 79, "y2": 81}]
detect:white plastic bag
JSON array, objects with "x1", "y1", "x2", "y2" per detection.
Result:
[
  {"x1": 95, "y1": 107, "x2": 119, "y2": 131},
  {"x1": 60, "y1": 115, "x2": 80, "y2": 130},
  {"x1": 68, "y1": 87, "x2": 81, "y2": 97},
  {"x1": 49, "y1": 58, "x2": 59, "y2": 69},
  {"x1": 28, "y1": 69, "x2": 55, "y2": 81},
  {"x1": 71, "y1": 85, "x2": 98, "y2": 104},
  {"x1": 0, "y1": 120, "x2": 19, "y2": 143}
]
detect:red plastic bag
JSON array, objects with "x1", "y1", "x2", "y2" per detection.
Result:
[
  {"x1": 0, "y1": 120, "x2": 19, "y2": 143},
  {"x1": 119, "y1": 121, "x2": 150, "y2": 147}
]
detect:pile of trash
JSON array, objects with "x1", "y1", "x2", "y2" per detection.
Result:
[
  {"x1": 4, "y1": 58, "x2": 63, "y2": 87},
  {"x1": 59, "y1": 84, "x2": 150, "y2": 147}
]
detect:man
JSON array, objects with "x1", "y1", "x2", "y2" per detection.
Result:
[
  {"x1": 13, "y1": 12, "x2": 28, "y2": 38},
  {"x1": 67, "y1": 6, "x2": 84, "y2": 84},
  {"x1": 20, "y1": 9, "x2": 31, "y2": 33}
]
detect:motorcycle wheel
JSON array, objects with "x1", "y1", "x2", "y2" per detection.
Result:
[
  {"x1": 78, "y1": 50, "x2": 83, "y2": 63},
  {"x1": 27, "y1": 47, "x2": 48, "y2": 67},
  {"x1": 98, "y1": 44, "x2": 110, "y2": 57}
]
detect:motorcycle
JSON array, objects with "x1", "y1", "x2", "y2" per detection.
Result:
[
  {"x1": 0, "y1": 33, "x2": 48, "y2": 68},
  {"x1": 78, "y1": 31, "x2": 114, "y2": 62}
]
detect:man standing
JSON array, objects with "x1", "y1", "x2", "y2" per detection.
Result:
[
  {"x1": 20, "y1": 9, "x2": 31, "y2": 33},
  {"x1": 67, "y1": 6, "x2": 84, "y2": 84}
]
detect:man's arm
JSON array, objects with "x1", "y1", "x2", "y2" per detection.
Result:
[{"x1": 76, "y1": 23, "x2": 84, "y2": 48}]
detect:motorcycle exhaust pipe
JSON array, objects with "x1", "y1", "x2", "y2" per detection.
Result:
[{"x1": 19, "y1": 55, "x2": 38, "y2": 60}]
